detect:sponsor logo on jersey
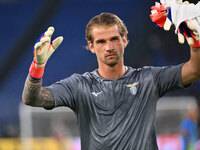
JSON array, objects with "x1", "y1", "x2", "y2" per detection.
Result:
[
  {"x1": 91, "y1": 91, "x2": 102, "y2": 97},
  {"x1": 126, "y1": 82, "x2": 139, "y2": 95}
]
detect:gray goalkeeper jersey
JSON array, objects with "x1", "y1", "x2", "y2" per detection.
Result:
[{"x1": 47, "y1": 64, "x2": 185, "y2": 150}]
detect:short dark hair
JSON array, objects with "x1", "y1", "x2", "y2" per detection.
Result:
[{"x1": 85, "y1": 12, "x2": 128, "y2": 44}]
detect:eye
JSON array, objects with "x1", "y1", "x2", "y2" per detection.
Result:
[
  {"x1": 111, "y1": 36, "x2": 119, "y2": 41},
  {"x1": 96, "y1": 39, "x2": 105, "y2": 44}
]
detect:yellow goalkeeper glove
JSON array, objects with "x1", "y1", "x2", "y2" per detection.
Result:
[{"x1": 29, "y1": 27, "x2": 63, "y2": 79}]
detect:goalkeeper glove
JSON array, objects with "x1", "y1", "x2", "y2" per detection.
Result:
[
  {"x1": 178, "y1": 20, "x2": 200, "y2": 47},
  {"x1": 29, "y1": 27, "x2": 63, "y2": 79},
  {"x1": 150, "y1": 2, "x2": 173, "y2": 31},
  {"x1": 175, "y1": 1, "x2": 200, "y2": 47}
]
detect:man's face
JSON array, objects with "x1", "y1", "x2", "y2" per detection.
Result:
[{"x1": 88, "y1": 24, "x2": 128, "y2": 67}]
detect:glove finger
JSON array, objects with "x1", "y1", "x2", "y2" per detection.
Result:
[
  {"x1": 179, "y1": 21, "x2": 200, "y2": 46},
  {"x1": 40, "y1": 37, "x2": 50, "y2": 44},
  {"x1": 47, "y1": 26, "x2": 55, "y2": 32},
  {"x1": 52, "y1": 36, "x2": 63, "y2": 50},
  {"x1": 186, "y1": 20, "x2": 197, "y2": 32},
  {"x1": 188, "y1": 19, "x2": 200, "y2": 37},
  {"x1": 183, "y1": 26, "x2": 192, "y2": 38},
  {"x1": 181, "y1": 21, "x2": 193, "y2": 38},
  {"x1": 178, "y1": 32, "x2": 185, "y2": 44},
  {"x1": 34, "y1": 37, "x2": 50, "y2": 56},
  {"x1": 182, "y1": 26, "x2": 195, "y2": 45},
  {"x1": 183, "y1": 1, "x2": 190, "y2": 5},
  {"x1": 190, "y1": 30, "x2": 199, "y2": 41},
  {"x1": 44, "y1": 30, "x2": 53, "y2": 38},
  {"x1": 164, "y1": 18, "x2": 172, "y2": 31},
  {"x1": 151, "y1": 12, "x2": 168, "y2": 28},
  {"x1": 178, "y1": 27, "x2": 185, "y2": 44},
  {"x1": 34, "y1": 42, "x2": 42, "y2": 55},
  {"x1": 151, "y1": 2, "x2": 159, "y2": 10},
  {"x1": 43, "y1": 36, "x2": 63, "y2": 60},
  {"x1": 186, "y1": 37, "x2": 194, "y2": 45},
  {"x1": 151, "y1": 2, "x2": 162, "y2": 10},
  {"x1": 176, "y1": 1, "x2": 182, "y2": 4},
  {"x1": 163, "y1": 8, "x2": 172, "y2": 31},
  {"x1": 45, "y1": 26, "x2": 55, "y2": 39},
  {"x1": 155, "y1": 2, "x2": 160, "y2": 7}
]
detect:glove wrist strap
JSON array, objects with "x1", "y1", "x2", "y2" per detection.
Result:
[{"x1": 29, "y1": 61, "x2": 45, "y2": 79}]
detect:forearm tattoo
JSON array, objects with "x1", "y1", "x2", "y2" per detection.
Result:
[{"x1": 22, "y1": 75, "x2": 55, "y2": 109}]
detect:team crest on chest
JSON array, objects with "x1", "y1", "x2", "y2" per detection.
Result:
[{"x1": 126, "y1": 82, "x2": 139, "y2": 95}]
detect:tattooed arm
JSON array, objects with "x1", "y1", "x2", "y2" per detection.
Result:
[{"x1": 22, "y1": 75, "x2": 55, "y2": 109}]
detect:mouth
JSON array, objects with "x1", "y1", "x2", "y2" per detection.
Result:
[{"x1": 105, "y1": 53, "x2": 116, "y2": 58}]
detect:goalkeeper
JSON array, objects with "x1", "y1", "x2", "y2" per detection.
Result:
[{"x1": 22, "y1": 5, "x2": 200, "y2": 150}]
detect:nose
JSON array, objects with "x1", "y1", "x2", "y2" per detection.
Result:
[{"x1": 105, "y1": 41, "x2": 114, "y2": 51}]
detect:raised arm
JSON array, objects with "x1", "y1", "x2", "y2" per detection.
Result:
[
  {"x1": 150, "y1": 2, "x2": 200, "y2": 86},
  {"x1": 22, "y1": 27, "x2": 63, "y2": 109},
  {"x1": 182, "y1": 47, "x2": 200, "y2": 86},
  {"x1": 177, "y1": 18, "x2": 200, "y2": 86},
  {"x1": 22, "y1": 75, "x2": 54, "y2": 109}
]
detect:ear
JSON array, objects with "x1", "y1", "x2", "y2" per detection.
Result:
[
  {"x1": 88, "y1": 41, "x2": 95, "y2": 53},
  {"x1": 123, "y1": 34, "x2": 128, "y2": 48}
]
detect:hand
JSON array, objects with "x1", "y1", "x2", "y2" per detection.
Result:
[
  {"x1": 150, "y1": 2, "x2": 173, "y2": 31},
  {"x1": 34, "y1": 27, "x2": 63, "y2": 68},
  {"x1": 29, "y1": 27, "x2": 63, "y2": 79},
  {"x1": 177, "y1": 20, "x2": 200, "y2": 47},
  {"x1": 168, "y1": 1, "x2": 199, "y2": 47}
]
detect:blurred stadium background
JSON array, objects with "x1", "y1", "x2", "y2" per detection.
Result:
[{"x1": 0, "y1": 0, "x2": 200, "y2": 149}]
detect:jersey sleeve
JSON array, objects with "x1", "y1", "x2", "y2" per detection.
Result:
[
  {"x1": 46, "y1": 74, "x2": 79, "y2": 111},
  {"x1": 151, "y1": 63, "x2": 188, "y2": 97}
]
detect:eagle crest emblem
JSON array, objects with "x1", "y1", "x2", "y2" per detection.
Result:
[{"x1": 126, "y1": 82, "x2": 139, "y2": 95}]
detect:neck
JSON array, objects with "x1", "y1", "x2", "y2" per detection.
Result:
[{"x1": 98, "y1": 59, "x2": 126, "y2": 79}]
